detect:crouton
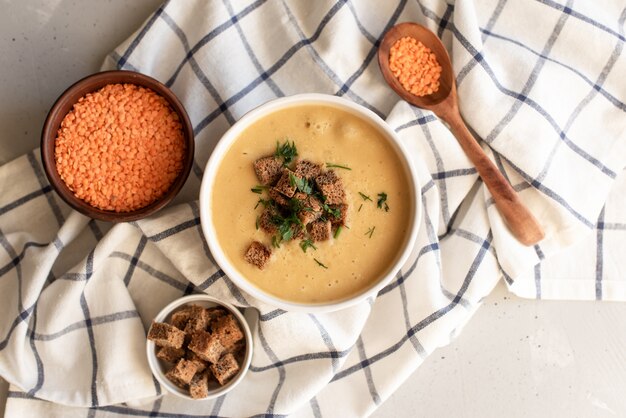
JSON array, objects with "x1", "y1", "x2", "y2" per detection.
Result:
[
  {"x1": 189, "y1": 371, "x2": 211, "y2": 399},
  {"x1": 274, "y1": 169, "x2": 297, "y2": 198},
  {"x1": 156, "y1": 346, "x2": 186, "y2": 363},
  {"x1": 294, "y1": 192, "x2": 322, "y2": 225},
  {"x1": 315, "y1": 170, "x2": 345, "y2": 204},
  {"x1": 259, "y1": 208, "x2": 278, "y2": 234},
  {"x1": 186, "y1": 351, "x2": 208, "y2": 373},
  {"x1": 170, "y1": 307, "x2": 192, "y2": 330},
  {"x1": 214, "y1": 314, "x2": 244, "y2": 348},
  {"x1": 329, "y1": 203, "x2": 348, "y2": 226},
  {"x1": 268, "y1": 188, "x2": 290, "y2": 207},
  {"x1": 147, "y1": 322, "x2": 185, "y2": 349},
  {"x1": 210, "y1": 353, "x2": 240, "y2": 386},
  {"x1": 244, "y1": 241, "x2": 272, "y2": 269},
  {"x1": 166, "y1": 358, "x2": 200, "y2": 386},
  {"x1": 253, "y1": 156, "x2": 283, "y2": 185},
  {"x1": 309, "y1": 219, "x2": 332, "y2": 242},
  {"x1": 188, "y1": 330, "x2": 226, "y2": 364},
  {"x1": 294, "y1": 160, "x2": 321, "y2": 180},
  {"x1": 182, "y1": 305, "x2": 210, "y2": 335},
  {"x1": 206, "y1": 307, "x2": 228, "y2": 331}
]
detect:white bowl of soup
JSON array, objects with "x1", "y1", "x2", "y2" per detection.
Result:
[{"x1": 199, "y1": 94, "x2": 421, "y2": 312}]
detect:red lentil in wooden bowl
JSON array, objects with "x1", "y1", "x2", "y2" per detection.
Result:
[{"x1": 41, "y1": 70, "x2": 194, "y2": 222}]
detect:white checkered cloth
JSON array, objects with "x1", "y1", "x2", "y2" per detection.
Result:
[{"x1": 2, "y1": 0, "x2": 626, "y2": 416}]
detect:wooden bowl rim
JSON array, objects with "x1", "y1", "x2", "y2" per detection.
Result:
[{"x1": 40, "y1": 70, "x2": 195, "y2": 222}]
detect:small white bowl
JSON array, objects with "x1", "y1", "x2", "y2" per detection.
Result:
[
  {"x1": 146, "y1": 295, "x2": 253, "y2": 400},
  {"x1": 199, "y1": 94, "x2": 422, "y2": 313}
]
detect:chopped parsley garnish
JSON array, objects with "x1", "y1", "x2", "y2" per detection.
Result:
[
  {"x1": 314, "y1": 258, "x2": 328, "y2": 269},
  {"x1": 271, "y1": 236, "x2": 281, "y2": 248},
  {"x1": 254, "y1": 198, "x2": 271, "y2": 209},
  {"x1": 334, "y1": 226, "x2": 342, "y2": 239},
  {"x1": 358, "y1": 203, "x2": 363, "y2": 212},
  {"x1": 251, "y1": 185, "x2": 268, "y2": 194},
  {"x1": 377, "y1": 192, "x2": 389, "y2": 212},
  {"x1": 255, "y1": 216, "x2": 259, "y2": 230},
  {"x1": 289, "y1": 172, "x2": 313, "y2": 194},
  {"x1": 365, "y1": 226, "x2": 375, "y2": 238},
  {"x1": 359, "y1": 192, "x2": 372, "y2": 201},
  {"x1": 323, "y1": 203, "x2": 341, "y2": 219},
  {"x1": 300, "y1": 239, "x2": 317, "y2": 253},
  {"x1": 326, "y1": 163, "x2": 352, "y2": 170},
  {"x1": 275, "y1": 140, "x2": 298, "y2": 165}
]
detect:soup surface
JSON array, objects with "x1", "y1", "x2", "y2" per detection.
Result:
[{"x1": 211, "y1": 104, "x2": 412, "y2": 304}]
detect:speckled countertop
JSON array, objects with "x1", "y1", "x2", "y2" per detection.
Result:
[{"x1": 2, "y1": 2, "x2": 626, "y2": 417}]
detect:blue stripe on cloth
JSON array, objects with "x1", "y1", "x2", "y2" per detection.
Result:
[
  {"x1": 308, "y1": 314, "x2": 341, "y2": 372},
  {"x1": 396, "y1": 270, "x2": 428, "y2": 357},
  {"x1": 117, "y1": 3, "x2": 166, "y2": 69},
  {"x1": 478, "y1": 28, "x2": 626, "y2": 112},
  {"x1": 164, "y1": 0, "x2": 268, "y2": 88},
  {"x1": 256, "y1": 324, "x2": 286, "y2": 414},
  {"x1": 110, "y1": 252, "x2": 188, "y2": 292},
  {"x1": 537, "y1": 0, "x2": 626, "y2": 42},
  {"x1": 79, "y1": 250, "x2": 99, "y2": 406},
  {"x1": 356, "y1": 336, "x2": 380, "y2": 405},
  {"x1": 146, "y1": 218, "x2": 200, "y2": 242},
  {"x1": 596, "y1": 207, "x2": 605, "y2": 300},
  {"x1": 332, "y1": 232, "x2": 493, "y2": 382},
  {"x1": 394, "y1": 114, "x2": 437, "y2": 131},
  {"x1": 0, "y1": 241, "x2": 48, "y2": 279},
  {"x1": 534, "y1": 263, "x2": 541, "y2": 299},
  {"x1": 436, "y1": 3, "x2": 454, "y2": 38},
  {"x1": 27, "y1": 153, "x2": 65, "y2": 227},
  {"x1": 335, "y1": 0, "x2": 407, "y2": 96},
  {"x1": 29, "y1": 310, "x2": 140, "y2": 341}
]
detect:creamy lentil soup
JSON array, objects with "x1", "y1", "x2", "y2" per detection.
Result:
[{"x1": 211, "y1": 105, "x2": 412, "y2": 304}]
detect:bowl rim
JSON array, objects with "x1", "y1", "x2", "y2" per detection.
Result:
[
  {"x1": 40, "y1": 70, "x2": 195, "y2": 222},
  {"x1": 146, "y1": 294, "x2": 253, "y2": 401},
  {"x1": 199, "y1": 93, "x2": 422, "y2": 313}
]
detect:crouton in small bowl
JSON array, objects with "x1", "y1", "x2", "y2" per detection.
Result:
[
  {"x1": 146, "y1": 295, "x2": 253, "y2": 400},
  {"x1": 199, "y1": 94, "x2": 421, "y2": 312}
]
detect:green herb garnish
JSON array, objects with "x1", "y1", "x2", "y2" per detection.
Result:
[
  {"x1": 358, "y1": 204, "x2": 363, "y2": 212},
  {"x1": 275, "y1": 140, "x2": 298, "y2": 165},
  {"x1": 326, "y1": 163, "x2": 352, "y2": 170},
  {"x1": 255, "y1": 216, "x2": 259, "y2": 230},
  {"x1": 359, "y1": 192, "x2": 372, "y2": 201},
  {"x1": 300, "y1": 239, "x2": 317, "y2": 253},
  {"x1": 377, "y1": 192, "x2": 389, "y2": 212},
  {"x1": 251, "y1": 185, "x2": 268, "y2": 194},
  {"x1": 289, "y1": 172, "x2": 313, "y2": 194},
  {"x1": 272, "y1": 235, "x2": 281, "y2": 248},
  {"x1": 314, "y1": 258, "x2": 328, "y2": 269},
  {"x1": 334, "y1": 226, "x2": 342, "y2": 239},
  {"x1": 365, "y1": 226, "x2": 375, "y2": 238},
  {"x1": 323, "y1": 203, "x2": 341, "y2": 219}
]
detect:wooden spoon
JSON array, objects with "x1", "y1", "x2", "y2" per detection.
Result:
[{"x1": 378, "y1": 22, "x2": 544, "y2": 246}]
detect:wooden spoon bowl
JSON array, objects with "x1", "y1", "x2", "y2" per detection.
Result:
[{"x1": 378, "y1": 22, "x2": 545, "y2": 246}]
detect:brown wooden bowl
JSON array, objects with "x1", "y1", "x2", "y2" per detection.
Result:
[{"x1": 41, "y1": 70, "x2": 194, "y2": 222}]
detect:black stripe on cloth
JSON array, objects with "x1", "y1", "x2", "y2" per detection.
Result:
[
  {"x1": 332, "y1": 232, "x2": 494, "y2": 382},
  {"x1": 345, "y1": 1, "x2": 377, "y2": 45},
  {"x1": 123, "y1": 236, "x2": 148, "y2": 287},
  {"x1": 110, "y1": 252, "x2": 188, "y2": 291},
  {"x1": 27, "y1": 153, "x2": 65, "y2": 227},
  {"x1": 436, "y1": 2, "x2": 454, "y2": 38},
  {"x1": 0, "y1": 186, "x2": 52, "y2": 217},
  {"x1": 356, "y1": 336, "x2": 380, "y2": 405},
  {"x1": 79, "y1": 250, "x2": 99, "y2": 406},
  {"x1": 0, "y1": 240, "x2": 48, "y2": 279},
  {"x1": 146, "y1": 218, "x2": 200, "y2": 242},
  {"x1": 259, "y1": 309, "x2": 287, "y2": 321},
  {"x1": 28, "y1": 310, "x2": 139, "y2": 341},
  {"x1": 189, "y1": 201, "x2": 218, "y2": 268},
  {"x1": 249, "y1": 347, "x2": 352, "y2": 373}
]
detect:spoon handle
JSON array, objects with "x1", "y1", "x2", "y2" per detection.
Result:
[{"x1": 439, "y1": 107, "x2": 545, "y2": 246}]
